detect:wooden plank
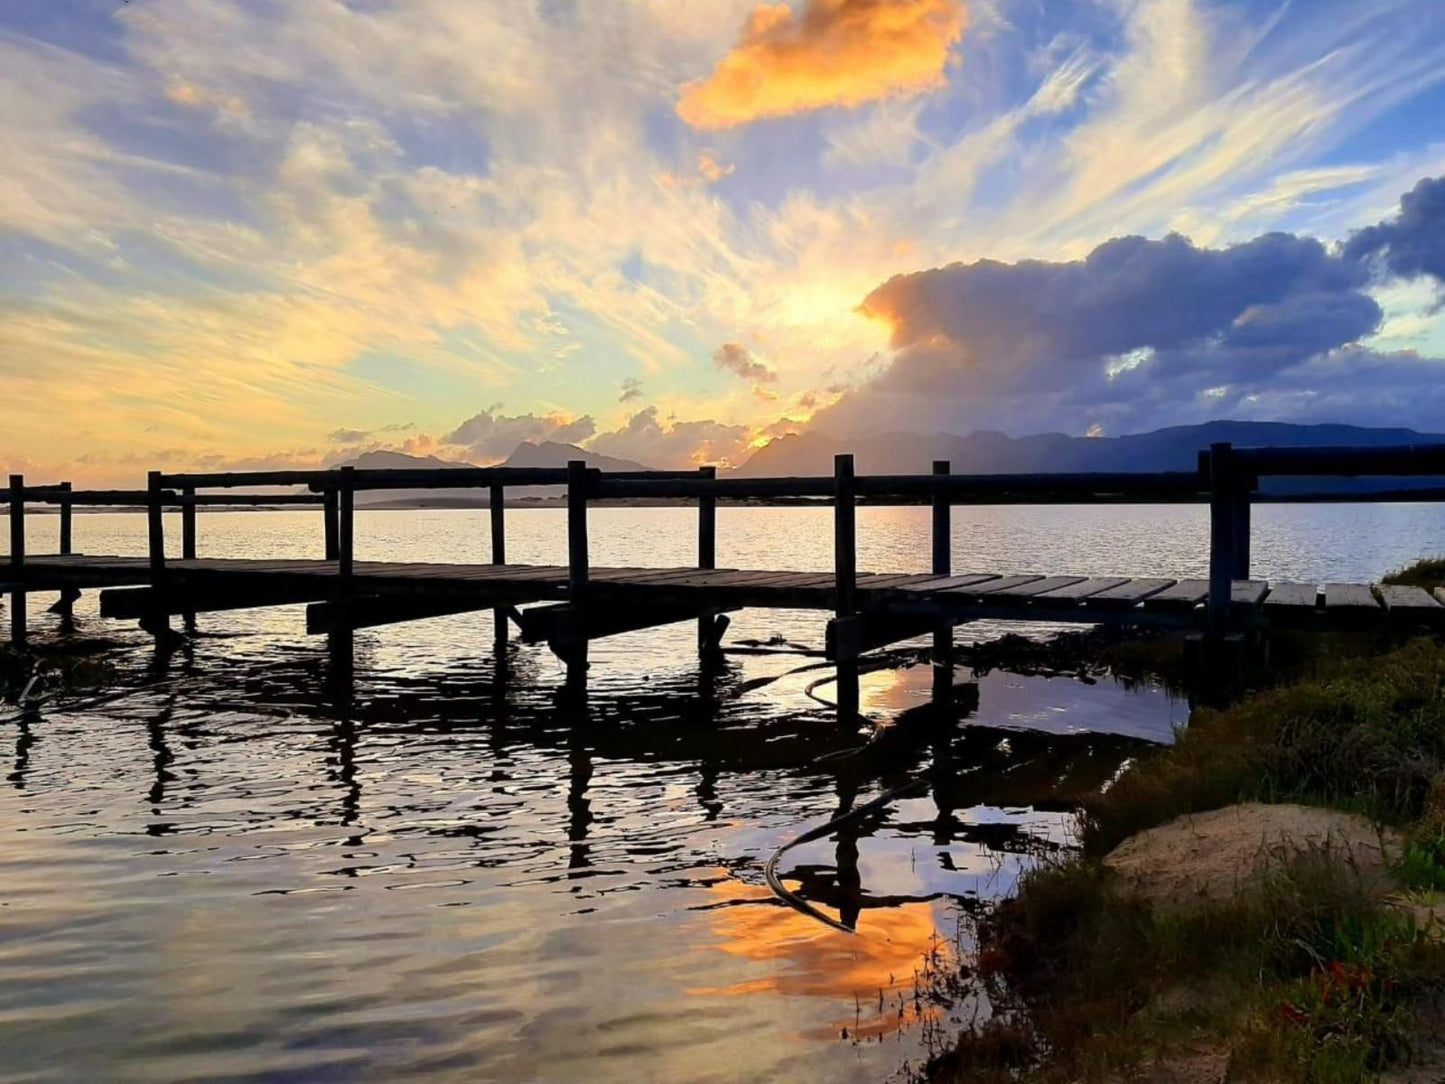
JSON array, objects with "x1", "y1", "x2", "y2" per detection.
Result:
[
  {"x1": 1323, "y1": 583, "x2": 1381, "y2": 611},
  {"x1": 986, "y1": 575, "x2": 1086, "y2": 600},
  {"x1": 896, "y1": 573, "x2": 999, "y2": 593},
  {"x1": 1375, "y1": 584, "x2": 1443, "y2": 614},
  {"x1": 1231, "y1": 580, "x2": 1269, "y2": 607},
  {"x1": 1262, "y1": 583, "x2": 1321, "y2": 610},
  {"x1": 1083, "y1": 578, "x2": 1176, "y2": 607},
  {"x1": 1143, "y1": 579, "x2": 1210, "y2": 609},
  {"x1": 855, "y1": 573, "x2": 946, "y2": 592},
  {"x1": 946, "y1": 574, "x2": 1045, "y2": 598},
  {"x1": 1031, "y1": 576, "x2": 1130, "y2": 603}
]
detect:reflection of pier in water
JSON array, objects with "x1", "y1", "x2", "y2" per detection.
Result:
[{"x1": 37, "y1": 635, "x2": 1152, "y2": 930}]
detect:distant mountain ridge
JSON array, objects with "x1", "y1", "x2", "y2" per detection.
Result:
[
  {"x1": 737, "y1": 421, "x2": 1445, "y2": 493},
  {"x1": 500, "y1": 441, "x2": 653, "y2": 472},
  {"x1": 335, "y1": 441, "x2": 656, "y2": 506}
]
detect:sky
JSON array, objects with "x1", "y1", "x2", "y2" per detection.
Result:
[{"x1": 3, "y1": 0, "x2": 1445, "y2": 483}]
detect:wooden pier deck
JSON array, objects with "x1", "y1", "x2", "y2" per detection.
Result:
[{"x1": 6, "y1": 441, "x2": 1445, "y2": 707}]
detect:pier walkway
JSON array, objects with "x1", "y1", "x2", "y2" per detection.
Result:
[{"x1": 6, "y1": 442, "x2": 1445, "y2": 706}]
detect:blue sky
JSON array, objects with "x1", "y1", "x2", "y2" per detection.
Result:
[{"x1": 2, "y1": 0, "x2": 1444, "y2": 482}]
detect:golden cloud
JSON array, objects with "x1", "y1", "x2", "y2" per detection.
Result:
[{"x1": 677, "y1": 0, "x2": 966, "y2": 129}]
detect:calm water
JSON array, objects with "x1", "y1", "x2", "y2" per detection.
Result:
[{"x1": 2, "y1": 503, "x2": 1441, "y2": 1082}]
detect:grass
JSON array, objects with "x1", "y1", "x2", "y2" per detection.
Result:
[
  {"x1": 1081, "y1": 637, "x2": 1445, "y2": 856},
  {"x1": 1383, "y1": 556, "x2": 1445, "y2": 592},
  {"x1": 927, "y1": 635, "x2": 1445, "y2": 1082}
]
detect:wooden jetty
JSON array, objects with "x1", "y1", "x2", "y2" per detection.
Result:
[{"x1": 6, "y1": 443, "x2": 1445, "y2": 710}]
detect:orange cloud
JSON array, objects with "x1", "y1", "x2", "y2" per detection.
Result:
[
  {"x1": 677, "y1": 0, "x2": 966, "y2": 129},
  {"x1": 697, "y1": 150, "x2": 736, "y2": 181}
]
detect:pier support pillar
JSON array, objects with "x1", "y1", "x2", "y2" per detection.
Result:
[
  {"x1": 490, "y1": 482, "x2": 507, "y2": 656},
  {"x1": 143, "y1": 470, "x2": 174, "y2": 648},
  {"x1": 9, "y1": 474, "x2": 26, "y2": 648},
  {"x1": 833, "y1": 454, "x2": 858, "y2": 724},
  {"x1": 696, "y1": 465, "x2": 717, "y2": 658},
  {"x1": 931, "y1": 459, "x2": 953, "y2": 705}
]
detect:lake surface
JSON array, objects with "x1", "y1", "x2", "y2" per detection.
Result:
[{"x1": 2, "y1": 503, "x2": 1441, "y2": 1082}]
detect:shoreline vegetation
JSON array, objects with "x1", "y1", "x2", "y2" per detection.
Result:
[{"x1": 926, "y1": 556, "x2": 1445, "y2": 1082}]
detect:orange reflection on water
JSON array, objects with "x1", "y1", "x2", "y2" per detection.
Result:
[{"x1": 691, "y1": 878, "x2": 955, "y2": 1040}]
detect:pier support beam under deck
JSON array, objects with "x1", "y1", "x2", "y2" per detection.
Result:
[
  {"x1": 490, "y1": 482, "x2": 507, "y2": 656},
  {"x1": 931, "y1": 459, "x2": 953, "y2": 704},
  {"x1": 565, "y1": 460, "x2": 590, "y2": 693},
  {"x1": 833, "y1": 454, "x2": 859, "y2": 721},
  {"x1": 9, "y1": 474, "x2": 26, "y2": 647}
]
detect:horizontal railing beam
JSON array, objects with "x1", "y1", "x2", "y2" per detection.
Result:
[
  {"x1": 161, "y1": 470, "x2": 334, "y2": 488},
  {"x1": 1232, "y1": 444, "x2": 1445, "y2": 476},
  {"x1": 593, "y1": 476, "x2": 834, "y2": 499},
  {"x1": 20, "y1": 489, "x2": 325, "y2": 507}
]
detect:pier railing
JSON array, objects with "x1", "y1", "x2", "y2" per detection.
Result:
[{"x1": 8, "y1": 442, "x2": 1445, "y2": 650}]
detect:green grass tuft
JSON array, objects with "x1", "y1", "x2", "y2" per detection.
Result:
[{"x1": 1383, "y1": 556, "x2": 1445, "y2": 591}]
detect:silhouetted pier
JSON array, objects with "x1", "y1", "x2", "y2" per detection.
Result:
[{"x1": 6, "y1": 443, "x2": 1445, "y2": 709}]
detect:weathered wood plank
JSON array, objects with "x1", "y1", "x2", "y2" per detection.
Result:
[
  {"x1": 946, "y1": 574, "x2": 1045, "y2": 598},
  {"x1": 1231, "y1": 581, "x2": 1269, "y2": 607},
  {"x1": 1032, "y1": 576, "x2": 1130, "y2": 603},
  {"x1": 1375, "y1": 584, "x2": 1443, "y2": 614},
  {"x1": 1142, "y1": 579, "x2": 1210, "y2": 608},
  {"x1": 896, "y1": 573, "x2": 1000, "y2": 593},
  {"x1": 1324, "y1": 583, "x2": 1381, "y2": 611},
  {"x1": 986, "y1": 575, "x2": 1086, "y2": 600},
  {"x1": 1263, "y1": 583, "x2": 1321, "y2": 609},
  {"x1": 856, "y1": 573, "x2": 947, "y2": 592},
  {"x1": 1083, "y1": 578, "x2": 1176, "y2": 607}
]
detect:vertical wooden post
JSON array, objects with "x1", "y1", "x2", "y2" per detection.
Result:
[
  {"x1": 338, "y1": 467, "x2": 355, "y2": 582},
  {"x1": 1206, "y1": 443, "x2": 1236, "y2": 639},
  {"x1": 490, "y1": 482, "x2": 507, "y2": 653},
  {"x1": 567, "y1": 461, "x2": 589, "y2": 596},
  {"x1": 146, "y1": 471, "x2": 166, "y2": 577},
  {"x1": 697, "y1": 465, "x2": 716, "y2": 655},
  {"x1": 145, "y1": 470, "x2": 171, "y2": 642},
  {"x1": 9, "y1": 475, "x2": 26, "y2": 646},
  {"x1": 833, "y1": 454, "x2": 857, "y2": 617},
  {"x1": 181, "y1": 486, "x2": 197, "y2": 560},
  {"x1": 323, "y1": 486, "x2": 339, "y2": 561},
  {"x1": 833, "y1": 454, "x2": 858, "y2": 718},
  {"x1": 489, "y1": 484, "x2": 506, "y2": 565},
  {"x1": 931, "y1": 460, "x2": 952, "y2": 701},
  {"x1": 565, "y1": 461, "x2": 590, "y2": 688},
  {"x1": 58, "y1": 482, "x2": 73, "y2": 556}
]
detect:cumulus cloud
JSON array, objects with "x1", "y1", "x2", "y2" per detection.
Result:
[
  {"x1": 589, "y1": 406, "x2": 754, "y2": 468},
  {"x1": 714, "y1": 342, "x2": 778, "y2": 382},
  {"x1": 812, "y1": 177, "x2": 1445, "y2": 437},
  {"x1": 619, "y1": 377, "x2": 645, "y2": 402},
  {"x1": 1343, "y1": 176, "x2": 1445, "y2": 284},
  {"x1": 443, "y1": 407, "x2": 596, "y2": 461},
  {"x1": 328, "y1": 428, "x2": 372, "y2": 443},
  {"x1": 677, "y1": 0, "x2": 967, "y2": 129}
]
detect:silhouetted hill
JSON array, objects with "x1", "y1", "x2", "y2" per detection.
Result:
[
  {"x1": 341, "y1": 449, "x2": 474, "y2": 471},
  {"x1": 500, "y1": 441, "x2": 654, "y2": 472},
  {"x1": 338, "y1": 443, "x2": 657, "y2": 506},
  {"x1": 737, "y1": 422, "x2": 1445, "y2": 494}
]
